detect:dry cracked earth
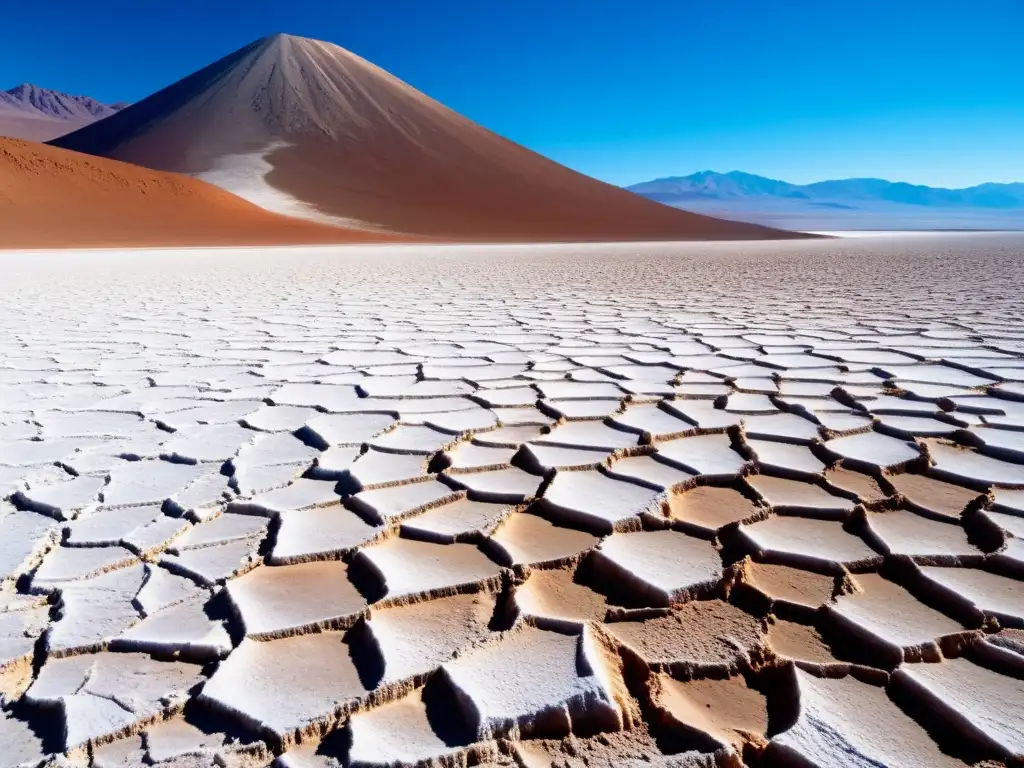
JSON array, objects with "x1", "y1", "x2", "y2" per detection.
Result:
[{"x1": 3, "y1": 235, "x2": 1024, "y2": 768}]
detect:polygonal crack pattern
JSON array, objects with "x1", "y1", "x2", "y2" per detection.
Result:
[{"x1": 2, "y1": 238, "x2": 1024, "y2": 766}]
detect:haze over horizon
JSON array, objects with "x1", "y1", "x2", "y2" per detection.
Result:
[{"x1": 1, "y1": 0, "x2": 1020, "y2": 190}]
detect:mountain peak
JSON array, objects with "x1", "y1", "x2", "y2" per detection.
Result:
[
  {"x1": 0, "y1": 84, "x2": 128, "y2": 141},
  {"x1": 629, "y1": 171, "x2": 799, "y2": 200},
  {"x1": 262, "y1": 32, "x2": 313, "y2": 43},
  {"x1": 627, "y1": 170, "x2": 1024, "y2": 216},
  {"x1": 1, "y1": 83, "x2": 126, "y2": 119},
  {"x1": 51, "y1": 37, "x2": 797, "y2": 242},
  {"x1": 257, "y1": 32, "x2": 350, "y2": 56}
]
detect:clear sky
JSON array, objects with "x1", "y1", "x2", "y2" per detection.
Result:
[{"x1": 2, "y1": 0, "x2": 1021, "y2": 187}]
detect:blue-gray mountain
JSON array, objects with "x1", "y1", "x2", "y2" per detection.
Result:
[
  {"x1": 627, "y1": 171, "x2": 1024, "y2": 230},
  {"x1": 0, "y1": 84, "x2": 127, "y2": 142}
]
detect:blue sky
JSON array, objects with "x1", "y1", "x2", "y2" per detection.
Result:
[{"x1": 2, "y1": 0, "x2": 1021, "y2": 187}]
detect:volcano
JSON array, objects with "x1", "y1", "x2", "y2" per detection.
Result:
[{"x1": 53, "y1": 34, "x2": 805, "y2": 242}]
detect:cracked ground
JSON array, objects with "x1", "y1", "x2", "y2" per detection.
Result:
[{"x1": 2, "y1": 235, "x2": 1024, "y2": 767}]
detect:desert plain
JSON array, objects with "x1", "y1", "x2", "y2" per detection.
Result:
[
  {"x1": 1, "y1": 234, "x2": 1024, "y2": 767},
  {"x1": 2, "y1": 28, "x2": 1024, "y2": 768}
]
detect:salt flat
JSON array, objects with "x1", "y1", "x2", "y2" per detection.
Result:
[{"x1": 2, "y1": 233, "x2": 1024, "y2": 766}]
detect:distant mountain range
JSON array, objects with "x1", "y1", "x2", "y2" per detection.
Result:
[
  {"x1": 0, "y1": 84, "x2": 127, "y2": 142},
  {"x1": 627, "y1": 171, "x2": 1024, "y2": 230},
  {"x1": 6, "y1": 75, "x2": 1016, "y2": 234}
]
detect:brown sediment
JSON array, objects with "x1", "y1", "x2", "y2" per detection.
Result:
[
  {"x1": 824, "y1": 467, "x2": 891, "y2": 504},
  {"x1": 515, "y1": 725, "x2": 732, "y2": 767},
  {"x1": 604, "y1": 600, "x2": 767, "y2": 678},
  {"x1": 668, "y1": 486, "x2": 767, "y2": 532},
  {"x1": 0, "y1": 653, "x2": 35, "y2": 702},
  {"x1": 513, "y1": 567, "x2": 609, "y2": 630},
  {"x1": 53, "y1": 34, "x2": 812, "y2": 243},
  {"x1": 739, "y1": 559, "x2": 840, "y2": 610},
  {"x1": 586, "y1": 621, "x2": 645, "y2": 731},
  {"x1": 484, "y1": 512, "x2": 599, "y2": 568},
  {"x1": 888, "y1": 473, "x2": 987, "y2": 519},
  {"x1": 766, "y1": 618, "x2": 840, "y2": 666},
  {"x1": 0, "y1": 137, "x2": 398, "y2": 249},
  {"x1": 651, "y1": 673, "x2": 769, "y2": 751}
]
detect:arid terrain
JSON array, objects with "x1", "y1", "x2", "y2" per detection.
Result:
[
  {"x1": 2, "y1": 34, "x2": 810, "y2": 249},
  {"x1": 2, "y1": 234, "x2": 1024, "y2": 767},
  {"x1": 0, "y1": 138, "x2": 395, "y2": 248},
  {"x1": 51, "y1": 34, "x2": 798, "y2": 243}
]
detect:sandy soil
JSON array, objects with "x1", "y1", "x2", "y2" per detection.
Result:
[
  {"x1": 654, "y1": 673, "x2": 768, "y2": 750},
  {"x1": 668, "y1": 486, "x2": 764, "y2": 531},
  {"x1": 53, "y1": 34, "x2": 811, "y2": 242},
  {"x1": 766, "y1": 618, "x2": 838, "y2": 665},
  {"x1": 741, "y1": 560, "x2": 838, "y2": 609},
  {"x1": 0, "y1": 138, "x2": 398, "y2": 248},
  {"x1": 889, "y1": 472, "x2": 986, "y2": 518}
]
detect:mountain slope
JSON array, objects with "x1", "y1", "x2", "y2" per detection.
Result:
[
  {"x1": 0, "y1": 84, "x2": 127, "y2": 142},
  {"x1": 52, "y1": 34, "x2": 805, "y2": 242},
  {"x1": 629, "y1": 171, "x2": 1024, "y2": 208},
  {"x1": 0, "y1": 138, "x2": 397, "y2": 248},
  {"x1": 630, "y1": 171, "x2": 806, "y2": 201},
  {"x1": 628, "y1": 171, "x2": 1024, "y2": 230}
]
